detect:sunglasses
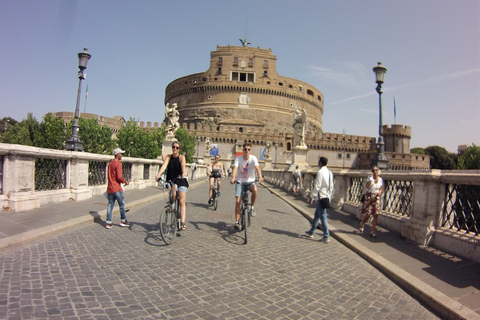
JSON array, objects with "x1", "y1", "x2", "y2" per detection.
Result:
[
  {"x1": 172, "y1": 146, "x2": 180, "y2": 150},
  {"x1": 372, "y1": 169, "x2": 378, "y2": 172},
  {"x1": 244, "y1": 148, "x2": 251, "y2": 151}
]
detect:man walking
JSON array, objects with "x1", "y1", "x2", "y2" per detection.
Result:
[
  {"x1": 305, "y1": 157, "x2": 334, "y2": 243},
  {"x1": 105, "y1": 148, "x2": 130, "y2": 229}
]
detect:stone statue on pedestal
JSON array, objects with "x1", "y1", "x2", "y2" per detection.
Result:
[
  {"x1": 264, "y1": 141, "x2": 272, "y2": 160},
  {"x1": 165, "y1": 103, "x2": 180, "y2": 140},
  {"x1": 293, "y1": 106, "x2": 307, "y2": 148}
]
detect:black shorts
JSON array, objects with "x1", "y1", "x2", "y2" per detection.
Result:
[{"x1": 210, "y1": 171, "x2": 222, "y2": 179}]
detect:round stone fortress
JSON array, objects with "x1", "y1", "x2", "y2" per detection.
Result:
[{"x1": 164, "y1": 45, "x2": 324, "y2": 135}]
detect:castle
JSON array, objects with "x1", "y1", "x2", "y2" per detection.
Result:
[{"x1": 163, "y1": 44, "x2": 429, "y2": 170}]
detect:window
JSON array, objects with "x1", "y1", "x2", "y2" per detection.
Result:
[
  {"x1": 263, "y1": 71, "x2": 268, "y2": 77},
  {"x1": 239, "y1": 127, "x2": 243, "y2": 133},
  {"x1": 248, "y1": 58, "x2": 253, "y2": 67},
  {"x1": 263, "y1": 60, "x2": 268, "y2": 68},
  {"x1": 233, "y1": 57, "x2": 238, "y2": 66},
  {"x1": 299, "y1": 86, "x2": 303, "y2": 92},
  {"x1": 217, "y1": 67, "x2": 222, "y2": 74},
  {"x1": 338, "y1": 153, "x2": 342, "y2": 159},
  {"x1": 307, "y1": 89, "x2": 314, "y2": 96},
  {"x1": 218, "y1": 57, "x2": 223, "y2": 65},
  {"x1": 231, "y1": 71, "x2": 255, "y2": 82}
]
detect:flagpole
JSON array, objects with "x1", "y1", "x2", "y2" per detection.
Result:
[
  {"x1": 393, "y1": 97, "x2": 396, "y2": 124},
  {"x1": 83, "y1": 84, "x2": 88, "y2": 113}
]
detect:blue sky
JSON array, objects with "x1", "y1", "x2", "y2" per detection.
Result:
[{"x1": 1, "y1": 0, "x2": 478, "y2": 152}]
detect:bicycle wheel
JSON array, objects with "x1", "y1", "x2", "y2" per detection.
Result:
[
  {"x1": 242, "y1": 205, "x2": 248, "y2": 244},
  {"x1": 159, "y1": 205, "x2": 177, "y2": 245},
  {"x1": 213, "y1": 191, "x2": 218, "y2": 210}
]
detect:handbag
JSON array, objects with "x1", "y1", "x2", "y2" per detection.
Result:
[{"x1": 320, "y1": 198, "x2": 330, "y2": 208}]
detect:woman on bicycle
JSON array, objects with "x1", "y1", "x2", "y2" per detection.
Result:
[
  {"x1": 207, "y1": 154, "x2": 226, "y2": 204},
  {"x1": 155, "y1": 141, "x2": 189, "y2": 230}
]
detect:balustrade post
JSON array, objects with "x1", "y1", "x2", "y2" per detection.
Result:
[{"x1": 401, "y1": 170, "x2": 443, "y2": 245}]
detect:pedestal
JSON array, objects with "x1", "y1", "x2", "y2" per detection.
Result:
[
  {"x1": 264, "y1": 159, "x2": 273, "y2": 169},
  {"x1": 289, "y1": 146, "x2": 309, "y2": 171},
  {"x1": 162, "y1": 138, "x2": 176, "y2": 157}
]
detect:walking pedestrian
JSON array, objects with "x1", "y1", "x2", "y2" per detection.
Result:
[
  {"x1": 359, "y1": 166, "x2": 383, "y2": 238},
  {"x1": 105, "y1": 148, "x2": 130, "y2": 229},
  {"x1": 305, "y1": 157, "x2": 334, "y2": 243},
  {"x1": 291, "y1": 165, "x2": 302, "y2": 194},
  {"x1": 191, "y1": 162, "x2": 197, "y2": 180}
]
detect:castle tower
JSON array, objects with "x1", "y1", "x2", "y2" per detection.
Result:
[
  {"x1": 383, "y1": 124, "x2": 411, "y2": 153},
  {"x1": 164, "y1": 45, "x2": 324, "y2": 136}
]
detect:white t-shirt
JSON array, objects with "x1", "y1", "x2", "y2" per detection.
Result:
[
  {"x1": 366, "y1": 175, "x2": 383, "y2": 194},
  {"x1": 234, "y1": 155, "x2": 259, "y2": 183}
]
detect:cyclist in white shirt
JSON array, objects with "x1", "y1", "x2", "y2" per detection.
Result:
[{"x1": 230, "y1": 142, "x2": 263, "y2": 230}]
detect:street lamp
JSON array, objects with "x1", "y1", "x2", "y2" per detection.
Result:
[
  {"x1": 372, "y1": 62, "x2": 389, "y2": 170},
  {"x1": 341, "y1": 132, "x2": 346, "y2": 169},
  {"x1": 65, "y1": 48, "x2": 91, "y2": 151},
  {"x1": 274, "y1": 142, "x2": 278, "y2": 169},
  {"x1": 196, "y1": 136, "x2": 200, "y2": 163}
]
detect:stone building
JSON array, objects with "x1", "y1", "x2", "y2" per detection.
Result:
[{"x1": 164, "y1": 43, "x2": 429, "y2": 170}]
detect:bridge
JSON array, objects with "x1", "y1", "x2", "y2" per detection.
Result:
[{"x1": 0, "y1": 174, "x2": 478, "y2": 319}]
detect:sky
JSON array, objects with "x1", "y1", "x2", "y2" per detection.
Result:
[{"x1": 1, "y1": 0, "x2": 478, "y2": 153}]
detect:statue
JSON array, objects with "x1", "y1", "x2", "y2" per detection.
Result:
[
  {"x1": 264, "y1": 141, "x2": 272, "y2": 160},
  {"x1": 165, "y1": 103, "x2": 180, "y2": 139},
  {"x1": 293, "y1": 106, "x2": 307, "y2": 147},
  {"x1": 204, "y1": 137, "x2": 211, "y2": 155}
]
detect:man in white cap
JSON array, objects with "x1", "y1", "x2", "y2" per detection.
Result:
[{"x1": 105, "y1": 148, "x2": 130, "y2": 229}]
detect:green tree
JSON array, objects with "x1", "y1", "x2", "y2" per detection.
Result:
[
  {"x1": 457, "y1": 144, "x2": 480, "y2": 169},
  {"x1": 174, "y1": 127, "x2": 196, "y2": 163},
  {"x1": 425, "y1": 145, "x2": 455, "y2": 169},
  {"x1": 410, "y1": 147, "x2": 425, "y2": 155},
  {"x1": 0, "y1": 117, "x2": 18, "y2": 135},
  {"x1": 76, "y1": 117, "x2": 115, "y2": 154},
  {"x1": 34, "y1": 113, "x2": 68, "y2": 149},
  {"x1": 0, "y1": 113, "x2": 38, "y2": 146},
  {"x1": 116, "y1": 119, "x2": 163, "y2": 159}
]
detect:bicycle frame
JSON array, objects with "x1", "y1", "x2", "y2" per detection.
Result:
[{"x1": 158, "y1": 179, "x2": 182, "y2": 245}]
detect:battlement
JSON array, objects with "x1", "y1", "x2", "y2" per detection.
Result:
[{"x1": 383, "y1": 124, "x2": 411, "y2": 137}]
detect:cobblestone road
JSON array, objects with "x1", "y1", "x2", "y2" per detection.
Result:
[{"x1": 0, "y1": 180, "x2": 440, "y2": 319}]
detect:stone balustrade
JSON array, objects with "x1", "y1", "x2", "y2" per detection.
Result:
[
  {"x1": 263, "y1": 167, "x2": 480, "y2": 263},
  {"x1": 0, "y1": 143, "x2": 207, "y2": 212}
]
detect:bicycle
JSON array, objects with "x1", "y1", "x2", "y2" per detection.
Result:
[
  {"x1": 210, "y1": 174, "x2": 220, "y2": 211},
  {"x1": 235, "y1": 181, "x2": 252, "y2": 244},
  {"x1": 157, "y1": 176, "x2": 186, "y2": 245}
]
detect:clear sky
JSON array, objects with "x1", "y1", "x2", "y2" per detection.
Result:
[{"x1": 1, "y1": 0, "x2": 478, "y2": 152}]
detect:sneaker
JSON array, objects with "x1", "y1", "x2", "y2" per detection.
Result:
[
  {"x1": 304, "y1": 231, "x2": 314, "y2": 239},
  {"x1": 105, "y1": 223, "x2": 112, "y2": 229},
  {"x1": 234, "y1": 221, "x2": 241, "y2": 230},
  {"x1": 208, "y1": 199, "x2": 212, "y2": 205},
  {"x1": 120, "y1": 220, "x2": 130, "y2": 227},
  {"x1": 217, "y1": 191, "x2": 221, "y2": 197},
  {"x1": 359, "y1": 223, "x2": 364, "y2": 232},
  {"x1": 321, "y1": 237, "x2": 331, "y2": 243},
  {"x1": 251, "y1": 208, "x2": 256, "y2": 217}
]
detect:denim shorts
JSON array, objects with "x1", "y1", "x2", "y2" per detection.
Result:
[
  {"x1": 235, "y1": 182, "x2": 254, "y2": 197},
  {"x1": 177, "y1": 185, "x2": 188, "y2": 193}
]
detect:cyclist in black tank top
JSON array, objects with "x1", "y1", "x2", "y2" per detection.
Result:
[{"x1": 156, "y1": 141, "x2": 188, "y2": 230}]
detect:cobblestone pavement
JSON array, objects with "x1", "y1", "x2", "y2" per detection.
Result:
[{"x1": 0, "y1": 180, "x2": 440, "y2": 319}]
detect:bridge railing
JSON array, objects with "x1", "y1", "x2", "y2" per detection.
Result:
[
  {"x1": 0, "y1": 143, "x2": 207, "y2": 212},
  {"x1": 262, "y1": 167, "x2": 480, "y2": 263}
]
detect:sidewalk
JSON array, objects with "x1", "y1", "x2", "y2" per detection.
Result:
[{"x1": 0, "y1": 180, "x2": 479, "y2": 320}]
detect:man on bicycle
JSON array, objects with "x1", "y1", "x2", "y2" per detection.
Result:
[
  {"x1": 155, "y1": 141, "x2": 188, "y2": 231},
  {"x1": 207, "y1": 154, "x2": 226, "y2": 204},
  {"x1": 230, "y1": 142, "x2": 263, "y2": 230}
]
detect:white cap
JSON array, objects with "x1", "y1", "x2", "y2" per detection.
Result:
[{"x1": 113, "y1": 148, "x2": 125, "y2": 156}]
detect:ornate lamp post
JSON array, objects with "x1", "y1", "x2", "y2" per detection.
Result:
[
  {"x1": 274, "y1": 142, "x2": 278, "y2": 169},
  {"x1": 372, "y1": 62, "x2": 389, "y2": 170},
  {"x1": 196, "y1": 136, "x2": 200, "y2": 163},
  {"x1": 66, "y1": 48, "x2": 91, "y2": 151}
]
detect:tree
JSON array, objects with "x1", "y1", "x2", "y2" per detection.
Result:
[
  {"x1": 76, "y1": 117, "x2": 115, "y2": 154},
  {"x1": 410, "y1": 147, "x2": 425, "y2": 155},
  {"x1": 457, "y1": 144, "x2": 480, "y2": 169},
  {"x1": 0, "y1": 113, "x2": 38, "y2": 146},
  {"x1": 116, "y1": 119, "x2": 163, "y2": 159},
  {"x1": 174, "y1": 127, "x2": 196, "y2": 163},
  {"x1": 34, "y1": 113, "x2": 68, "y2": 150},
  {"x1": 425, "y1": 146, "x2": 455, "y2": 169}
]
